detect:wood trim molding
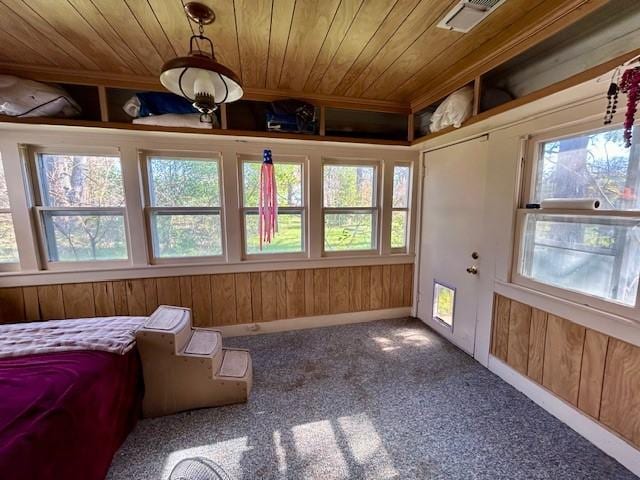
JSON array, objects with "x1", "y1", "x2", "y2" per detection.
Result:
[
  {"x1": 0, "y1": 115, "x2": 410, "y2": 147},
  {"x1": 219, "y1": 307, "x2": 411, "y2": 337},
  {"x1": 0, "y1": 63, "x2": 410, "y2": 114}
]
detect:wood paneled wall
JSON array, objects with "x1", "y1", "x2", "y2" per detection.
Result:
[
  {"x1": 491, "y1": 293, "x2": 640, "y2": 449},
  {"x1": 0, "y1": 264, "x2": 413, "y2": 327}
]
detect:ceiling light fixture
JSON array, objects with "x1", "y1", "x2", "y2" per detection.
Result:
[{"x1": 159, "y1": 2, "x2": 243, "y2": 123}]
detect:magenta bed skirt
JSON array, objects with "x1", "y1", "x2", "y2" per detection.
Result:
[{"x1": 0, "y1": 349, "x2": 143, "y2": 480}]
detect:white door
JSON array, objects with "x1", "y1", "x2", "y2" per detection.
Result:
[{"x1": 417, "y1": 136, "x2": 489, "y2": 355}]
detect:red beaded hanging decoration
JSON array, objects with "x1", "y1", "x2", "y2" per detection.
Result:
[{"x1": 619, "y1": 66, "x2": 640, "y2": 148}]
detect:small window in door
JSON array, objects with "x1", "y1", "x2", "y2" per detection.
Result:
[{"x1": 433, "y1": 282, "x2": 455, "y2": 327}]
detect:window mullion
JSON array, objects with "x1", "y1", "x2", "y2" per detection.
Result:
[
  {"x1": 121, "y1": 145, "x2": 148, "y2": 266},
  {"x1": 221, "y1": 147, "x2": 241, "y2": 263},
  {"x1": 308, "y1": 153, "x2": 323, "y2": 258},
  {"x1": 380, "y1": 159, "x2": 393, "y2": 255},
  {"x1": 1, "y1": 142, "x2": 40, "y2": 270}
]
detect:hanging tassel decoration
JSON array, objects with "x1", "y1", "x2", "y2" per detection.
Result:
[
  {"x1": 258, "y1": 149, "x2": 278, "y2": 250},
  {"x1": 603, "y1": 69, "x2": 619, "y2": 126},
  {"x1": 620, "y1": 66, "x2": 640, "y2": 147}
]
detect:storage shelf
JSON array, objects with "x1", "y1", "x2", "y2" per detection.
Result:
[
  {"x1": 411, "y1": 47, "x2": 640, "y2": 146},
  {"x1": 0, "y1": 115, "x2": 410, "y2": 146},
  {"x1": 3, "y1": 7, "x2": 637, "y2": 150},
  {"x1": 0, "y1": 82, "x2": 410, "y2": 146}
]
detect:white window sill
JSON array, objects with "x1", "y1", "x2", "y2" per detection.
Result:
[
  {"x1": 0, "y1": 253, "x2": 415, "y2": 287},
  {"x1": 494, "y1": 280, "x2": 640, "y2": 347}
]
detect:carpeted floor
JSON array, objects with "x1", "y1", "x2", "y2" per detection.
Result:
[{"x1": 107, "y1": 318, "x2": 636, "y2": 480}]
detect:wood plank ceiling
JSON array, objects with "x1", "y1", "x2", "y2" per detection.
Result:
[{"x1": 0, "y1": 0, "x2": 609, "y2": 110}]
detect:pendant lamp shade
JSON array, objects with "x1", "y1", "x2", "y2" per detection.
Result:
[
  {"x1": 160, "y1": 55, "x2": 243, "y2": 105},
  {"x1": 159, "y1": 2, "x2": 243, "y2": 119}
]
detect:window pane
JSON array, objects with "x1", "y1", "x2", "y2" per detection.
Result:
[
  {"x1": 152, "y1": 213, "x2": 222, "y2": 258},
  {"x1": 535, "y1": 128, "x2": 640, "y2": 210},
  {"x1": 0, "y1": 160, "x2": 9, "y2": 209},
  {"x1": 245, "y1": 212, "x2": 303, "y2": 254},
  {"x1": 324, "y1": 212, "x2": 374, "y2": 251},
  {"x1": 0, "y1": 213, "x2": 18, "y2": 263},
  {"x1": 323, "y1": 164, "x2": 375, "y2": 208},
  {"x1": 520, "y1": 214, "x2": 640, "y2": 306},
  {"x1": 39, "y1": 154, "x2": 124, "y2": 207},
  {"x1": 433, "y1": 282, "x2": 455, "y2": 327},
  {"x1": 149, "y1": 157, "x2": 220, "y2": 207},
  {"x1": 391, "y1": 210, "x2": 407, "y2": 249},
  {"x1": 392, "y1": 165, "x2": 410, "y2": 208},
  {"x1": 43, "y1": 213, "x2": 127, "y2": 262},
  {"x1": 243, "y1": 161, "x2": 303, "y2": 207}
]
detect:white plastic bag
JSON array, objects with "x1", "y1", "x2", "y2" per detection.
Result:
[
  {"x1": 123, "y1": 95, "x2": 141, "y2": 117},
  {"x1": 133, "y1": 113, "x2": 215, "y2": 129},
  {"x1": 0, "y1": 75, "x2": 80, "y2": 118},
  {"x1": 429, "y1": 86, "x2": 474, "y2": 132}
]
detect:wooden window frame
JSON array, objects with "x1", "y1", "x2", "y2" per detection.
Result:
[
  {"x1": 140, "y1": 150, "x2": 225, "y2": 265},
  {"x1": 390, "y1": 162, "x2": 412, "y2": 254},
  {"x1": 512, "y1": 120, "x2": 640, "y2": 322},
  {"x1": 27, "y1": 145, "x2": 131, "y2": 270},
  {"x1": 0, "y1": 156, "x2": 19, "y2": 271},
  {"x1": 321, "y1": 158, "x2": 381, "y2": 257},
  {"x1": 238, "y1": 154, "x2": 307, "y2": 261},
  {"x1": 0, "y1": 128, "x2": 417, "y2": 282}
]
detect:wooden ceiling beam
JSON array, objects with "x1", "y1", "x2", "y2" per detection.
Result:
[{"x1": 0, "y1": 63, "x2": 410, "y2": 114}]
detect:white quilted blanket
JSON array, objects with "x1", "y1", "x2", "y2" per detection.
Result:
[{"x1": 0, "y1": 316, "x2": 146, "y2": 359}]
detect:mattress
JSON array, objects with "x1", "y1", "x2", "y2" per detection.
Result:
[{"x1": 0, "y1": 348, "x2": 143, "y2": 480}]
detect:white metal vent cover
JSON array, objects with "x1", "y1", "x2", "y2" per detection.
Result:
[{"x1": 437, "y1": 0, "x2": 507, "y2": 33}]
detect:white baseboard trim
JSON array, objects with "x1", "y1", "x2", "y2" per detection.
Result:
[
  {"x1": 218, "y1": 307, "x2": 411, "y2": 337},
  {"x1": 488, "y1": 356, "x2": 640, "y2": 477}
]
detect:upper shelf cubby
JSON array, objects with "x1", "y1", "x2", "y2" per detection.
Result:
[
  {"x1": 480, "y1": 0, "x2": 640, "y2": 114},
  {"x1": 57, "y1": 83, "x2": 102, "y2": 122},
  {"x1": 325, "y1": 108, "x2": 407, "y2": 141}
]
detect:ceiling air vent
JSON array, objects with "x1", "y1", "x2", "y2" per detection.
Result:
[{"x1": 437, "y1": 0, "x2": 506, "y2": 33}]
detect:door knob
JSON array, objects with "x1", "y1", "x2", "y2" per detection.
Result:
[{"x1": 466, "y1": 265, "x2": 478, "y2": 275}]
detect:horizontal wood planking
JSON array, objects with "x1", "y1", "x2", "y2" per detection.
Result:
[
  {"x1": 0, "y1": 264, "x2": 413, "y2": 327},
  {"x1": 491, "y1": 294, "x2": 640, "y2": 450}
]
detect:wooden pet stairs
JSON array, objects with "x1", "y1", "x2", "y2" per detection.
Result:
[{"x1": 136, "y1": 305, "x2": 252, "y2": 418}]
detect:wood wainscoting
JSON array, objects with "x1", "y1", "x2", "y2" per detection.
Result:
[
  {"x1": 0, "y1": 264, "x2": 413, "y2": 327},
  {"x1": 491, "y1": 293, "x2": 640, "y2": 449}
]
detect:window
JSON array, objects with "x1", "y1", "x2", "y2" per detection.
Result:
[
  {"x1": 433, "y1": 282, "x2": 455, "y2": 327},
  {"x1": 31, "y1": 151, "x2": 128, "y2": 263},
  {"x1": 515, "y1": 126, "x2": 640, "y2": 316},
  {"x1": 240, "y1": 157, "x2": 305, "y2": 256},
  {"x1": 391, "y1": 164, "x2": 411, "y2": 251},
  {"x1": 143, "y1": 154, "x2": 223, "y2": 260},
  {"x1": 323, "y1": 161, "x2": 379, "y2": 252},
  {"x1": 0, "y1": 158, "x2": 18, "y2": 265}
]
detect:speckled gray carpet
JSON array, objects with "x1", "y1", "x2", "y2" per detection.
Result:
[{"x1": 107, "y1": 318, "x2": 636, "y2": 480}]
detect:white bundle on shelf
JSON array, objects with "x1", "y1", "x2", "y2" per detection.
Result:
[
  {"x1": 0, "y1": 75, "x2": 80, "y2": 118},
  {"x1": 540, "y1": 198, "x2": 601, "y2": 210},
  {"x1": 430, "y1": 86, "x2": 474, "y2": 132}
]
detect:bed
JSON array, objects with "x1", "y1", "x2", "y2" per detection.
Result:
[{"x1": 0, "y1": 317, "x2": 146, "y2": 480}]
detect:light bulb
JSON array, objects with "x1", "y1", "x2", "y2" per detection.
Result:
[
  {"x1": 191, "y1": 69, "x2": 218, "y2": 120},
  {"x1": 193, "y1": 69, "x2": 216, "y2": 100}
]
